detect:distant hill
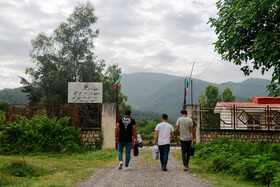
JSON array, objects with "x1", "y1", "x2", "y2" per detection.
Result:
[
  {"x1": 0, "y1": 73, "x2": 270, "y2": 122},
  {"x1": 0, "y1": 88, "x2": 28, "y2": 104},
  {"x1": 121, "y1": 72, "x2": 270, "y2": 121}
]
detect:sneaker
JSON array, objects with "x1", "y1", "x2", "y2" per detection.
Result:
[
  {"x1": 124, "y1": 167, "x2": 131, "y2": 171},
  {"x1": 118, "y1": 161, "x2": 123, "y2": 170},
  {"x1": 183, "y1": 166, "x2": 189, "y2": 171},
  {"x1": 162, "y1": 167, "x2": 167, "y2": 171}
]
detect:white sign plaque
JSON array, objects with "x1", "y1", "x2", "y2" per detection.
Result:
[{"x1": 68, "y1": 82, "x2": 103, "y2": 103}]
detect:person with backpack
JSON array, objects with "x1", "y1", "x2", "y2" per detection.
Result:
[{"x1": 115, "y1": 110, "x2": 138, "y2": 170}]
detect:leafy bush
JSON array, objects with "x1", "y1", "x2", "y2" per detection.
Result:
[
  {"x1": 0, "y1": 161, "x2": 51, "y2": 178},
  {"x1": 196, "y1": 137, "x2": 280, "y2": 185},
  {"x1": 0, "y1": 111, "x2": 5, "y2": 129},
  {"x1": 0, "y1": 112, "x2": 84, "y2": 154}
]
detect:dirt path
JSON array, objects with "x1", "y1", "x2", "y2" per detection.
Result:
[{"x1": 76, "y1": 147, "x2": 212, "y2": 187}]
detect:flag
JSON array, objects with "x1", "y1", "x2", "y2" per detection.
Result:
[
  {"x1": 186, "y1": 79, "x2": 189, "y2": 95},
  {"x1": 114, "y1": 75, "x2": 122, "y2": 88}
]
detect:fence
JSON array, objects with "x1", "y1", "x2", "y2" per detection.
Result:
[
  {"x1": 5, "y1": 103, "x2": 102, "y2": 129},
  {"x1": 199, "y1": 105, "x2": 280, "y2": 131}
]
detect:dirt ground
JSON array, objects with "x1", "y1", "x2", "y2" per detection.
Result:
[{"x1": 76, "y1": 147, "x2": 212, "y2": 187}]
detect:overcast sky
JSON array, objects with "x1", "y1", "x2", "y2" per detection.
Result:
[{"x1": 0, "y1": 0, "x2": 273, "y2": 90}]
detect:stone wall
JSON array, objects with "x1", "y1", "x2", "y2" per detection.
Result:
[
  {"x1": 79, "y1": 129, "x2": 102, "y2": 148},
  {"x1": 201, "y1": 129, "x2": 280, "y2": 144},
  {"x1": 78, "y1": 103, "x2": 116, "y2": 149}
]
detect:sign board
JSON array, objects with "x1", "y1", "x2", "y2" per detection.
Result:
[{"x1": 68, "y1": 82, "x2": 103, "y2": 103}]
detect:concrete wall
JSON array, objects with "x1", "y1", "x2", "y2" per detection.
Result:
[
  {"x1": 101, "y1": 103, "x2": 116, "y2": 149},
  {"x1": 201, "y1": 129, "x2": 280, "y2": 144},
  {"x1": 79, "y1": 103, "x2": 116, "y2": 149},
  {"x1": 186, "y1": 105, "x2": 201, "y2": 143}
]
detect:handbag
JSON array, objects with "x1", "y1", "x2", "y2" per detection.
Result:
[
  {"x1": 134, "y1": 143, "x2": 139, "y2": 156},
  {"x1": 152, "y1": 145, "x2": 159, "y2": 160},
  {"x1": 190, "y1": 144, "x2": 195, "y2": 156}
]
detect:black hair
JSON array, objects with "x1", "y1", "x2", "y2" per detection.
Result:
[
  {"x1": 181, "y1": 110, "x2": 187, "y2": 115},
  {"x1": 162, "y1": 114, "x2": 168, "y2": 120},
  {"x1": 125, "y1": 109, "x2": 131, "y2": 115}
]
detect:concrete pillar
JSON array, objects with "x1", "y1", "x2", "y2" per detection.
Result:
[
  {"x1": 186, "y1": 105, "x2": 201, "y2": 143},
  {"x1": 102, "y1": 103, "x2": 116, "y2": 149}
]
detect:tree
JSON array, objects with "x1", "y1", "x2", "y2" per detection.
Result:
[
  {"x1": 221, "y1": 87, "x2": 235, "y2": 102},
  {"x1": 199, "y1": 85, "x2": 221, "y2": 108},
  {"x1": 208, "y1": 0, "x2": 280, "y2": 96},
  {"x1": 20, "y1": 2, "x2": 119, "y2": 105}
]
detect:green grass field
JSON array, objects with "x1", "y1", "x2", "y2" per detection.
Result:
[{"x1": 0, "y1": 149, "x2": 117, "y2": 186}]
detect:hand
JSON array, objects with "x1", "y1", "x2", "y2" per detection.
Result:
[
  {"x1": 135, "y1": 139, "x2": 138, "y2": 144},
  {"x1": 193, "y1": 138, "x2": 196, "y2": 144},
  {"x1": 153, "y1": 140, "x2": 157, "y2": 145}
]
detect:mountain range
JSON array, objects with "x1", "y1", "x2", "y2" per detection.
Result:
[
  {"x1": 0, "y1": 72, "x2": 270, "y2": 121},
  {"x1": 121, "y1": 72, "x2": 270, "y2": 121}
]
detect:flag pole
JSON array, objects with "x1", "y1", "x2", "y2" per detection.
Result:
[
  {"x1": 183, "y1": 78, "x2": 186, "y2": 110},
  {"x1": 183, "y1": 61, "x2": 195, "y2": 110}
]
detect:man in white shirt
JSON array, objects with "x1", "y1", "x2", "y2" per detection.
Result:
[{"x1": 154, "y1": 114, "x2": 174, "y2": 171}]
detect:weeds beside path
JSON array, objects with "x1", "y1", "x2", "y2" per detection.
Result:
[{"x1": 76, "y1": 147, "x2": 211, "y2": 187}]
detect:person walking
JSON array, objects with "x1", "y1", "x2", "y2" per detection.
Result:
[
  {"x1": 175, "y1": 110, "x2": 196, "y2": 171},
  {"x1": 154, "y1": 114, "x2": 174, "y2": 171},
  {"x1": 115, "y1": 109, "x2": 138, "y2": 170}
]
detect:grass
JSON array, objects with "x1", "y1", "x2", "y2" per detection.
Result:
[
  {"x1": 0, "y1": 149, "x2": 118, "y2": 186},
  {"x1": 172, "y1": 152, "x2": 262, "y2": 187}
]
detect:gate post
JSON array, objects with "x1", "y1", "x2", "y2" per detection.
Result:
[
  {"x1": 267, "y1": 105, "x2": 270, "y2": 131},
  {"x1": 233, "y1": 105, "x2": 236, "y2": 130}
]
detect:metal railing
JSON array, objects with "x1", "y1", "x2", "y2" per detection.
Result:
[
  {"x1": 5, "y1": 103, "x2": 102, "y2": 128},
  {"x1": 199, "y1": 105, "x2": 280, "y2": 131}
]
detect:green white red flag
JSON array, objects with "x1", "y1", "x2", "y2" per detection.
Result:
[
  {"x1": 114, "y1": 75, "x2": 122, "y2": 88},
  {"x1": 186, "y1": 79, "x2": 189, "y2": 95}
]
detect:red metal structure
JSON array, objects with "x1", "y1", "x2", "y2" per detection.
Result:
[{"x1": 5, "y1": 103, "x2": 102, "y2": 129}]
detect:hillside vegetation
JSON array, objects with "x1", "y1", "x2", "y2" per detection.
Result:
[
  {"x1": 0, "y1": 72, "x2": 270, "y2": 121},
  {"x1": 121, "y1": 73, "x2": 270, "y2": 120}
]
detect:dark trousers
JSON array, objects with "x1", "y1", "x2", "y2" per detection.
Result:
[
  {"x1": 158, "y1": 144, "x2": 170, "y2": 168},
  {"x1": 180, "y1": 140, "x2": 192, "y2": 167}
]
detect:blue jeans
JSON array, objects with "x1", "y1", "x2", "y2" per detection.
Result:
[
  {"x1": 158, "y1": 144, "x2": 170, "y2": 168},
  {"x1": 118, "y1": 142, "x2": 132, "y2": 167}
]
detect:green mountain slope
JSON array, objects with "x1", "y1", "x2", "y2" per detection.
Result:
[
  {"x1": 0, "y1": 88, "x2": 28, "y2": 104},
  {"x1": 121, "y1": 72, "x2": 270, "y2": 121}
]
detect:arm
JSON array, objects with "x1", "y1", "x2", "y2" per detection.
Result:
[
  {"x1": 133, "y1": 125, "x2": 138, "y2": 144},
  {"x1": 154, "y1": 131, "x2": 159, "y2": 145},
  {"x1": 170, "y1": 131, "x2": 174, "y2": 143},
  {"x1": 175, "y1": 126, "x2": 179, "y2": 144},
  {"x1": 115, "y1": 123, "x2": 120, "y2": 138},
  {"x1": 190, "y1": 126, "x2": 196, "y2": 143}
]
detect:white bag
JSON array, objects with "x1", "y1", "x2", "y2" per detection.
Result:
[{"x1": 152, "y1": 145, "x2": 159, "y2": 160}]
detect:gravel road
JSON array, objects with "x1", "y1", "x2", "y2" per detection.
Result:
[{"x1": 76, "y1": 147, "x2": 212, "y2": 187}]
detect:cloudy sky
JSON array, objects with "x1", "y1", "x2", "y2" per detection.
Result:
[{"x1": 0, "y1": 0, "x2": 273, "y2": 90}]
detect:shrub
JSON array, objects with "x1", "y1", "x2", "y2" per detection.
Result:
[
  {"x1": 255, "y1": 161, "x2": 280, "y2": 185},
  {"x1": 0, "y1": 161, "x2": 51, "y2": 178},
  {"x1": 0, "y1": 112, "x2": 84, "y2": 154}
]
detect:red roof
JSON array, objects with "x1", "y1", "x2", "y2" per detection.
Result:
[
  {"x1": 216, "y1": 102, "x2": 280, "y2": 108},
  {"x1": 216, "y1": 97, "x2": 280, "y2": 108},
  {"x1": 252, "y1": 96, "x2": 280, "y2": 104}
]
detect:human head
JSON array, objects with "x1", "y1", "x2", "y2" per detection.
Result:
[
  {"x1": 162, "y1": 114, "x2": 168, "y2": 121},
  {"x1": 125, "y1": 109, "x2": 131, "y2": 116},
  {"x1": 181, "y1": 110, "x2": 187, "y2": 116}
]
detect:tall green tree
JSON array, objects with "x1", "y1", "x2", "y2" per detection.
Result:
[
  {"x1": 208, "y1": 0, "x2": 280, "y2": 96},
  {"x1": 199, "y1": 85, "x2": 221, "y2": 108},
  {"x1": 221, "y1": 87, "x2": 235, "y2": 102},
  {"x1": 20, "y1": 2, "x2": 116, "y2": 104}
]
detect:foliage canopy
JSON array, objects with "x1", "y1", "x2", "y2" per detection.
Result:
[
  {"x1": 20, "y1": 2, "x2": 127, "y2": 106},
  {"x1": 209, "y1": 0, "x2": 280, "y2": 96}
]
